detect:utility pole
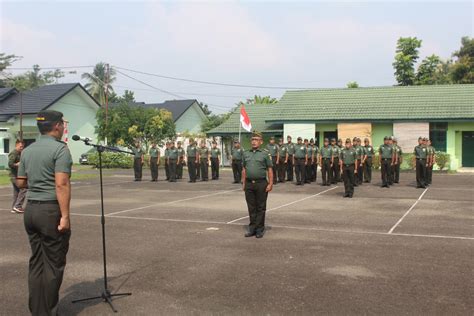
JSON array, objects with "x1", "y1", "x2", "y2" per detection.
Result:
[
  {"x1": 105, "y1": 63, "x2": 110, "y2": 145},
  {"x1": 19, "y1": 91, "x2": 23, "y2": 142}
]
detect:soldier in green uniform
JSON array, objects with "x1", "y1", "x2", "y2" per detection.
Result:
[
  {"x1": 426, "y1": 139, "x2": 435, "y2": 185},
  {"x1": 310, "y1": 138, "x2": 318, "y2": 183},
  {"x1": 210, "y1": 141, "x2": 221, "y2": 180},
  {"x1": 354, "y1": 138, "x2": 365, "y2": 186},
  {"x1": 231, "y1": 141, "x2": 244, "y2": 184},
  {"x1": 176, "y1": 141, "x2": 185, "y2": 179},
  {"x1": 242, "y1": 131, "x2": 273, "y2": 239},
  {"x1": 9, "y1": 139, "x2": 26, "y2": 213},
  {"x1": 17, "y1": 110, "x2": 72, "y2": 316},
  {"x1": 414, "y1": 137, "x2": 428, "y2": 188},
  {"x1": 266, "y1": 137, "x2": 278, "y2": 185},
  {"x1": 305, "y1": 139, "x2": 313, "y2": 184},
  {"x1": 340, "y1": 138, "x2": 358, "y2": 198},
  {"x1": 186, "y1": 138, "x2": 198, "y2": 183},
  {"x1": 319, "y1": 138, "x2": 333, "y2": 186},
  {"x1": 132, "y1": 142, "x2": 144, "y2": 181},
  {"x1": 276, "y1": 138, "x2": 288, "y2": 183},
  {"x1": 167, "y1": 141, "x2": 178, "y2": 182},
  {"x1": 194, "y1": 140, "x2": 201, "y2": 180},
  {"x1": 379, "y1": 136, "x2": 393, "y2": 188},
  {"x1": 337, "y1": 138, "x2": 343, "y2": 150},
  {"x1": 286, "y1": 135, "x2": 296, "y2": 181},
  {"x1": 387, "y1": 137, "x2": 395, "y2": 185},
  {"x1": 198, "y1": 141, "x2": 210, "y2": 181},
  {"x1": 164, "y1": 142, "x2": 170, "y2": 181},
  {"x1": 392, "y1": 138, "x2": 403, "y2": 184},
  {"x1": 149, "y1": 142, "x2": 160, "y2": 182},
  {"x1": 330, "y1": 138, "x2": 341, "y2": 184},
  {"x1": 363, "y1": 138, "x2": 374, "y2": 183},
  {"x1": 293, "y1": 137, "x2": 308, "y2": 185}
]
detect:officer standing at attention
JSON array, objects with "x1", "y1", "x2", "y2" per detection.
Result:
[
  {"x1": 149, "y1": 142, "x2": 160, "y2": 182},
  {"x1": 310, "y1": 138, "x2": 319, "y2": 183},
  {"x1": 231, "y1": 141, "x2": 244, "y2": 184},
  {"x1": 414, "y1": 137, "x2": 428, "y2": 188},
  {"x1": 132, "y1": 142, "x2": 144, "y2": 181},
  {"x1": 330, "y1": 138, "x2": 341, "y2": 184},
  {"x1": 426, "y1": 139, "x2": 436, "y2": 185},
  {"x1": 9, "y1": 139, "x2": 26, "y2": 213},
  {"x1": 194, "y1": 140, "x2": 201, "y2": 180},
  {"x1": 392, "y1": 138, "x2": 403, "y2": 184},
  {"x1": 319, "y1": 138, "x2": 333, "y2": 186},
  {"x1": 210, "y1": 141, "x2": 221, "y2": 180},
  {"x1": 354, "y1": 138, "x2": 365, "y2": 186},
  {"x1": 266, "y1": 137, "x2": 278, "y2": 185},
  {"x1": 164, "y1": 142, "x2": 170, "y2": 181},
  {"x1": 286, "y1": 135, "x2": 296, "y2": 181},
  {"x1": 176, "y1": 141, "x2": 185, "y2": 179},
  {"x1": 363, "y1": 138, "x2": 374, "y2": 183},
  {"x1": 198, "y1": 140, "x2": 210, "y2": 181},
  {"x1": 387, "y1": 137, "x2": 395, "y2": 185},
  {"x1": 242, "y1": 131, "x2": 273, "y2": 239},
  {"x1": 276, "y1": 138, "x2": 288, "y2": 183},
  {"x1": 340, "y1": 138, "x2": 358, "y2": 198},
  {"x1": 186, "y1": 138, "x2": 198, "y2": 183},
  {"x1": 167, "y1": 141, "x2": 179, "y2": 182},
  {"x1": 16, "y1": 110, "x2": 72, "y2": 316},
  {"x1": 379, "y1": 136, "x2": 393, "y2": 188},
  {"x1": 305, "y1": 139, "x2": 313, "y2": 184},
  {"x1": 293, "y1": 137, "x2": 308, "y2": 185}
]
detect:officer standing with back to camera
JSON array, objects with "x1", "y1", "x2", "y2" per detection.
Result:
[
  {"x1": 16, "y1": 110, "x2": 72, "y2": 316},
  {"x1": 266, "y1": 137, "x2": 278, "y2": 185},
  {"x1": 242, "y1": 131, "x2": 273, "y2": 239},
  {"x1": 293, "y1": 137, "x2": 308, "y2": 185},
  {"x1": 286, "y1": 135, "x2": 296, "y2": 181},
  {"x1": 277, "y1": 138, "x2": 288, "y2": 183},
  {"x1": 210, "y1": 141, "x2": 221, "y2": 180},
  {"x1": 186, "y1": 138, "x2": 198, "y2": 183},
  {"x1": 132, "y1": 142, "x2": 144, "y2": 181},
  {"x1": 319, "y1": 138, "x2": 333, "y2": 186},
  {"x1": 414, "y1": 136, "x2": 428, "y2": 188},
  {"x1": 149, "y1": 142, "x2": 160, "y2": 182},
  {"x1": 340, "y1": 138, "x2": 357, "y2": 198},
  {"x1": 363, "y1": 138, "x2": 374, "y2": 183},
  {"x1": 167, "y1": 141, "x2": 179, "y2": 182},
  {"x1": 231, "y1": 140, "x2": 244, "y2": 184},
  {"x1": 379, "y1": 136, "x2": 393, "y2": 188},
  {"x1": 330, "y1": 138, "x2": 341, "y2": 184}
]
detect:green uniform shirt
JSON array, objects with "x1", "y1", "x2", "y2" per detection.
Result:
[
  {"x1": 177, "y1": 147, "x2": 185, "y2": 159},
  {"x1": 331, "y1": 145, "x2": 341, "y2": 159},
  {"x1": 414, "y1": 145, "x2": 427, "y2": 159},
  {"x1": 186, "y1": 145, "x2": 197, "y2": 158},
  {"x1": 243, "y1": 148, "x2": 272, "y2": 180},
  {"x1": 278, "y1": 145, "x2": 288, "y2": 159},
  {"x1": 18, "y1": 135, "x2": 72, "y2": 201},
  {"x1": 164, "y1": 148, "x2": 170, "y2": 158},
  {"x1": 393, "y1": 145, "x2": 403, "y2": 158},
  {"x1": 231, "y1": 147, "x2": 244, "y2": 160},
  {"x1": 8, "y1": 149, "x2": 21, "y2": 177},
  {"x1": 355, "y1": 145, "x2": 364, "y2": 159},
  {"x1": 211, "y1": 148, "x2": 221, "y2": 158},
  {"x1": 379, "y1": 144, "x2": 393, "y2": 159},
  {"x1": 365, "y1": 145, "x2": 374, "y2": 157},
  {"x1": 149, "y1": 148, "x2": 159, "y2": 158},
  {"x1": 320, "y1": 146, "x2": 332, "y2": 159},
  {"x1": 313, "y1": 146, "x2": 320, "y2": 161},
  {"x1": 132, "y1": 147, "x2": 144, "y2": 159},
  {"x1": 286, "y1": 143, "x2": 296, "y2": 155},
  {"x1": 168, "y1": 147, "x2": 178, "y2": 160},
  {"x1": 427, "y1": 145, "x2": 435, "y2": 156},
  {"x1": 294, "y1": 144, "x2": 307, "y2": 159},
  {"x1": 307, "y1": 146, "x2": 314, "y2": 160},
  {"x1": 198, "y1": 147, "x2": 209, "y2": 160},
  {"x1": 266, "y1": 143, "x2": 278, "y2": 157},
  {"x1": 340, "y1": 147, "x2": 357, "y2": 164}
]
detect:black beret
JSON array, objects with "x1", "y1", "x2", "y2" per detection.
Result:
[
  {"x1": 297, "y1": 137, "x2": 302, "y2": 140},
  {"x1": 36, "y1": 110, "x2": 64, "y2": 123}
]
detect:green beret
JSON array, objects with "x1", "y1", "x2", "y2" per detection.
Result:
[{"x1": 36, "y1": 110, "x2": 64, "y2": 123}]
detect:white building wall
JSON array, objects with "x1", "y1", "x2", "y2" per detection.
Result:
[
  {"x1": 393, "y1": 122, "x2": 429, "y2": 152},
  {"x1": 284, "y1": 123, "x2": 315, "y2": 141}
]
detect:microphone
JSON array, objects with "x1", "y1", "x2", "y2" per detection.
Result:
[{"x1": 72, "y1": 135, "x2": 92, "y2": 143}]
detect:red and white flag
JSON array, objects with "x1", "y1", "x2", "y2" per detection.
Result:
[{"x1": 240, "y1": 105, "x2": 252, "y2": 132}]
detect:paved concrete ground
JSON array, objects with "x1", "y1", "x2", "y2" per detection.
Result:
[{"x1": 1, "y1": 168, "x2": 473, "y2": 315}]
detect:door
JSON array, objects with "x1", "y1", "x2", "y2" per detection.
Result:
[
  {"x1": 462, "y1": 132, "x2": 474, "y2": 167},
  {"x1": 324, "y1": 131, "x2": 338, "y2": 142}
]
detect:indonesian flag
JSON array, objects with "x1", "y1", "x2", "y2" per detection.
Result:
[{"x1": 240, "y1": 105, "x2": 252, "y2": 132}]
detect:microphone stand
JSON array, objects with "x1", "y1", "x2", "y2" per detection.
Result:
[{"x1": 72, "y1": 140, "x2": 133, "y2": 313}]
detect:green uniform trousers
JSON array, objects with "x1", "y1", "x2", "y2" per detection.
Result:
[
  {"x1": 187, "y1": 158, "x2": 197, "y2": 182},
  {"x1": 342, "y1": 164, "x2": 355, "y2": 196},
  {"x1": 150, "y1": 157, "x2": 158, "y2": 181},
  {"x1": 168, "y1": 159, "x2": 177, "y2": 182},
  {"x1": 133, "y1": 158, "x2": 142, "y2": 180},
  {"x1": 364, "y1": 157, "x2": 372, "y2": 183},
  {"x1": 245, "y1": 179, "x2": 268, "y2": 234}
]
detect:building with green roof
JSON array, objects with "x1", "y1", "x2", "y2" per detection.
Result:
[{"x1": 207, "y1": 84, "x2": 474, "y2": 170}]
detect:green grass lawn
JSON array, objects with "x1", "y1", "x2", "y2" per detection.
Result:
[{"x1": 0, "y1": 168, "x2": 99, "y2": 186}]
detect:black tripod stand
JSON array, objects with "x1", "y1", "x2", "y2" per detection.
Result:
[{"x1": 72, "y1": 139, "x2": 132, "y2": 312}]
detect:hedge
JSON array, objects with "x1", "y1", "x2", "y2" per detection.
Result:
[{"x1": 370, "y1": 152, "x2": 449, "y2": 171}]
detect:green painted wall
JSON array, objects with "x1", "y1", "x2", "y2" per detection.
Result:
[
  {"x1": 447, "y1": 121, "x2": 474, "y2": 169},
  {"x1": 372, "y1": 123, "x2": 393, "y2": 148},
  {"x1": 175, "y1": 102, "x2": 206, "y2": 134}
]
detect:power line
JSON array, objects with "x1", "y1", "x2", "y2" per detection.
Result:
[
  {"x1": 113, "y1": 85, "x2": 249, "y2": 99},
  {"x1": 6, "y1": 65, "x2": 94, "y2": 70}
]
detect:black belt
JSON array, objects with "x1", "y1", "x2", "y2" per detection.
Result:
[
  {"x1": 169, "y1": 158, "x2": 177, "y2": 161},
  {"x1": 382, "y1": 158, "x2": 391, "y2": 161},
  {"x1": 295, "y1": 157, "x2": 305, "y2": 160},
  {"x1": 232, "y1": 159, "x2": 241, "y2": 162},
  {"x1": 322, "y1": 157, "x2": 331, "y2": 160},
  {"x1": 246, "y1": 179, "x2": 266, "y2": 183},
  {"x1": 27, "y1": 200, "x2": 58, "y2": 205},
  {"x1": 416, "y1": 158, "x2": 426, "y2": 160},
  {"x1": 344, "y1": 164, "x2": 355, "y2": 167}
]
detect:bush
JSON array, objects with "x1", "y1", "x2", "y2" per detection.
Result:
[
  {"x1": 372, "y1": 154, "x2": 380, "y2": 170},
  {"x1": 87, "y1": 152, "x2": 133, "y2": 169},
  {"x1": 435, "y1": 152, "x2": 449, "y2": 170}
]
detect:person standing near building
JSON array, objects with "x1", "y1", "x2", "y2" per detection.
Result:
[
  {"x1": 242, "y1": 131, "x2": 273, "y2": 239},
  {"x1": 132, "y1": 142, "x2": 144, "y2": 181},
  {"x1": 210, "y1": 141, "x2": 221, "y2": 180},
  {"x1": 16, "y1": 110, "x2": 72, "y2": 316},
  {"x1": 286, "y1": 135, "x2": 296, "y2": 181},
  {"x1": 186, "y1": 138, "x2": 198, "y2": 183},
  {"x1": 330, "y1": 138, "x2": 341, "y2": 184},
  {"x1": 231, "y1": 140, "x2": 244, "y2": 184},
  {"x1": 354, "y1": 138, "x2": 365, "y2": 186},
  {"x1": 198, "y1": 140, "x2": 210, "y2": 181},
  {"x1": 167, "y1": 141, "x2": 178, "y2": 182},
  {"x1": 149, "y1": 142, "x2": 160, "y2": 182},
  {"x1": 305, "y1": 139, "x2": 313, "y2": 184},
  {"x1": 379, "y1": 136, "x2": 393, "y2": 188},
  {"x1": 266, "y1": 137, "x2": 278, "y2": 185},
  {"x1": 319, "y1": 138, "x2": 333, "y2": 186},
  {"x1": 311, "y1": 138, "x2": 319, "y2": 183},
  {"x1": 392, "y1": 138, "x2": 403, "y2": 184},
  {"x1": 194, "y1": 140, "x2": 201, "y2": 180},
  {"x1": 164, "y1": 142, "x2": 170, "y2": 181},
  {"x1": 414, "y1": 137, "x2": 428, "y2": 188},
  {"x1": 176, "y1": 141, "x2": 185, "y2": 180},
  {"x1": 340, "y1": 138, "x2": 358, "y2": 198},
  {"x1": 293, "y1": 137, "x2": 308, "y2": 185},
  {"x1": 9, "y1": 139, "x2": 26, "y2": 213},
  {"x1": 363, "y1": 138, "x2": 374, "y2": 183},
  {"x1": 276, "y1": 138, "x2": 288, "y2": 183},
  {"x1": 426, "y1": 139, "x2": 436, "y2": 185}
]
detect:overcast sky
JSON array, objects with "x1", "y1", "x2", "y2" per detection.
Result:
[{"x1": 1, "y1": 0, "x2": 473, "y2": 113}]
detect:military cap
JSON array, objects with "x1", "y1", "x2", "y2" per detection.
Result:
[
  {"x1": 338, "y1": 138, "x2": 343, "y2": 142},
  {"x1": 36, "y1": 110, "x2": 64, "y2": 123},
  {"x1": 393, "y1": 138, "x2": 398, "y2": 143},
  {"x1": 287, "y1": 135, "x2": 292, "y2": 139},
  {"x1": 384, "y1": 136, "x2": 389, "y2": 140},
  {"x1": 234, "y1": 139, "x2": 240, "y2": 143},
  {"x1": 364, "y1": 138, "x2": 369, "y2": 142},
  {"x1": 353, "y1": 137, "x2": 358, "y2": 141},
  {"x1": 297, "y1": 136, "x2": 302, "y2": 141},
  {"x1": 212, "y1": 141, "x2": 217, "y2": 144},
  {"x1": 304, "y1": 138, "x2": 308, "y2": 142},
  {"x1": 331, "y1": 138, "x2": 336, "y2": 142},
  {"x1": 418, "y1": 136, "x2": 423, "y2": 140},
  {"x1": 324, "y1": 138, "x2": 329, "y2": 142},
  {"x1": 309, "y1": 138, "x2": 314, "y2": 143},
  {"x1": 423, "y1": 137, "x2": 428, "y2": 141},
  {"x1": 252, "y1": 131, "x2": 263, "y2": 139},
  {"x1": 270, "y1": 136, "x2": 275, "y2": 140},
  {"x1": 345, "y1": 138, "x2": 351, "y2": 143},
  {"x1": 177, "y1": 141, "x2": 182, "y2": 145}
]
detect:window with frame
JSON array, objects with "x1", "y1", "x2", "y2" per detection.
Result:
[{"x1": 429, "y1": 122, "x2": 447, "y2": 152}]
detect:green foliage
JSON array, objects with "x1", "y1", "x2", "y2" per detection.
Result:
[
  {"x1": 87, "y1": 152, "x2": 133, "y2": 169},
  {"x1": 393, "y1": 37, "x2": 422, "y2": 86},
  {"x1": 237, "y1": 95, "x2": 278, "y2": 107},
  {"x1": 415, "y1": 55, "x2": 449, "y2": 85},
  {"x1": 3, "y1": 65, "x2": 64, "y2": 91},
  {"x1": 201, "y1": 112, "x2": 232, "y2": 133},
  {"x1": 450, "y1": 36, "x2": 474, "y2": 84},
  {"x1": 346, "y1": 81, "x2": 359, "y2": 88},
  {"x1": 109, "y1": 89, "x2": 135, "y2": 104},
  {"x1": 372, "y1": 154, "x2": 380, "y2": 170},
  {"x1": 81, "y1": 62, "x2": 116, "y2": 105},
  {"x1": 435, "y1": 152, "x2": 449, "y2": 170},
  {"x1": 0, "y1": 53, "x2": 20, "y2": 72}
]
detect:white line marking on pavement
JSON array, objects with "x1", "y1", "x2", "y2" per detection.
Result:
[
  {"x1": 105, "y1": 188, "x2": 241, "y2": 216},
  {"x1": 388, "y1": 188, "x2": 429, "y2": 234},
  {"x1": 226, "y1": 186, "x2": 338, "y2": 224}
]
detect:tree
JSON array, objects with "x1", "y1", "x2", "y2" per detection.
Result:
[
  {"x1": 450, "y1": 36, "x2": 474, "y2": 83},
  {"x1": 346, "y1": 81, "x2": 359, "y2": 88},
  {"x1": 81, "y1": 62, "x2": 116, "y2": 105},
  {"x1": 0, "y1": 53, "x2": 20, "y2": 72},
  {"x1": 3, "y1": 64, "x2": 64, "y2": 91},
  {"x1": 198, "y1": 102, "x2": 212, "y2": 116},
  {"x1": 109, "y1": 89, "x2": 135, "y2": 104},
  {"x1": 247, "y1": 95, "x2": 278, "y2": 104},
  {"x1": 201, "y1": 112, "x2": 232, "y2": 133},
  {"x1": 393, "y1": 37, "x2": 422, "y2": 85},
  {"x1": 415, "y1": 55, "x2": 447, "y2": 85}
]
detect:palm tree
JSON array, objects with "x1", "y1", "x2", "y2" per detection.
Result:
[
  {"x1": 237, "y1": 95, "x2": 278, "y2": 106},
  {"x1": 82, "y1": 62, "x2": 116, "y2": 105}
]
